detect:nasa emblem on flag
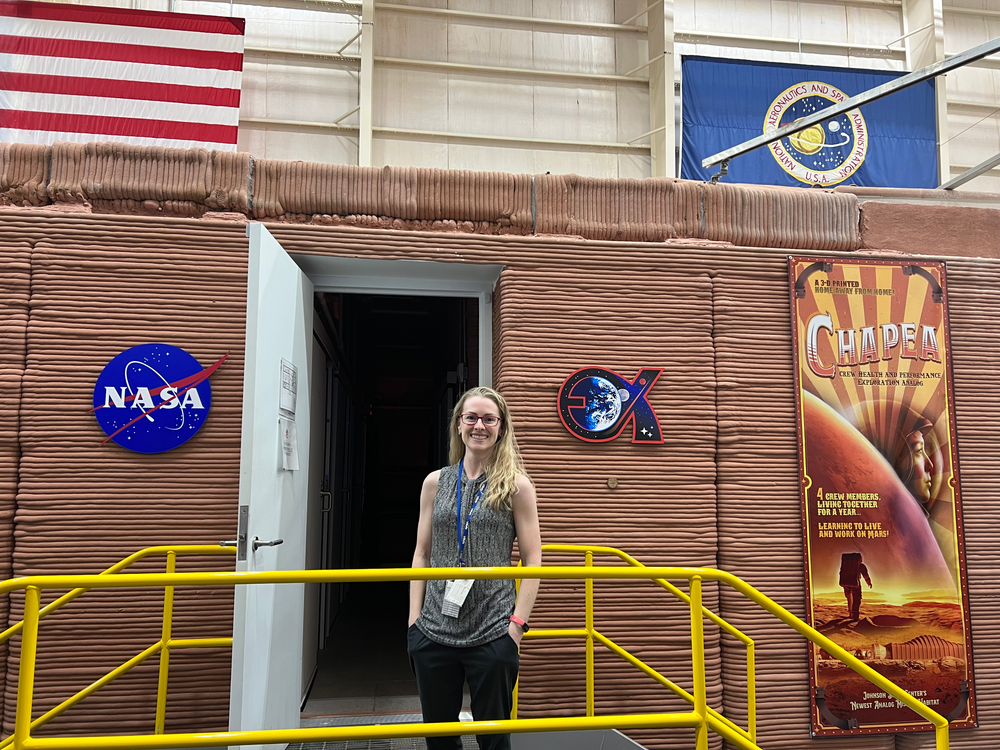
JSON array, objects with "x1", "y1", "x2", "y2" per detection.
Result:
[
  {"x1": 92, "y1": 344, "x2": 227, "y2": 453},
  {"x1": 557, "y1": 367, "x2": 663, "y2": 444},
  {"x1": 764, "y1": 81, "x2": 868, "y2": 186}
]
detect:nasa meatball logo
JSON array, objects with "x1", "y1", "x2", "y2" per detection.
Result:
[
  {"x1": 764, "y1": 81, "x2": 868, "y2": 186},
  {"x1": 558, "y1": 367, "x2": 663, "y2": 444},
  {"x1": 91, "y1": 344, "x2": 228, "y2": 453}
]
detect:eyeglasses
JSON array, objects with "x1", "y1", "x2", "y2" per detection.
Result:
[{"x1": 460, "y1": 413, "x2": 503, "y2": 427}]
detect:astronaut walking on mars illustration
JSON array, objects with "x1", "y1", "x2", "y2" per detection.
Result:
[{"x1": 840, "y1": 552, "x2": 872, "y2": 621}]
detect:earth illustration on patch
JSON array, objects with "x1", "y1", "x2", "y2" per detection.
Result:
[
  {"x1": 557, "y1": 366, "x2": 663, "y2": 444},
  {"x1": 577, "y1": 376, "x2": 627, "y2": 431}
]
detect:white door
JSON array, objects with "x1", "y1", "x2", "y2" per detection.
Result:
[{"x1": 230, "y1": 224, "x2": 313, "y2": 749}]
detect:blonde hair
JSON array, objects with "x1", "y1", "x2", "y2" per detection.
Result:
[{"x1": 448, "y1": 386, "x2": 529, "y2": 511}]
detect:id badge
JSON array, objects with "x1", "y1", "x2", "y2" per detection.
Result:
[{"x1": 442, "y1": 579, "x2": 474, "y2": 618}]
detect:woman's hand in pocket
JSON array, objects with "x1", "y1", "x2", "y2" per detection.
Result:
[{"x1": 508, "y1": 621, "x2": 523, "y2": 647}]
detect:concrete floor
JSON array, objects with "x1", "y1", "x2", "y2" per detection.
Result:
[
  {"x1": 301, "y1": 582, "x2": 471, "y2": 717},
  {"x1": 302, "y1": 582, "x2": 421, "y2": 716}
]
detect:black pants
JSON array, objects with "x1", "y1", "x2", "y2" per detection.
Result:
[{"x1": 407, "y1": 624, "x2": 519, "y2": 750}]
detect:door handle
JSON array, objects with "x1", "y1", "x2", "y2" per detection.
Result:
[
  {"x1": 222, "y1": 506, "x2": 250, "y2": 560},
  {"x1": 252, "y1": 537, "x2": 284, "y2": 552},
  {"x1": 321, "y1": 491, "x2": 332, "y2": 512}
]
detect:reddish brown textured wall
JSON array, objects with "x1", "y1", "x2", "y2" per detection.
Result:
[
  {"x1": 14, "y1": 140, "x2": 1000, "y2": 262},
  {"x1": 0, "y1": 214, "x2": 249, "y2": 737},
  {"x1": 710, "y1": 252, "x2": 1000, "y2": 750},
  {"x1": 270, "y1": 227, "x2": 726, "y2": 750},
  {"x1": 914, "y1": 257, "x2": 1000, "y2": 750},
  {"x1": 0, "y1": 147, "x2": 998, "y2": 750},
  {"x1": 0, "y1": 240, "x2": 30, "y2": 730},
  {"x1": 859, "y1": 201, "x2": 1000, "y2": 259},
  {"x1": 0, "y1": 141, "x2": 863, "y2": 251}
]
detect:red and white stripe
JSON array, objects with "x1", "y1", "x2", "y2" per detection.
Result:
[{"x1": 0, "y1": 1, "x2": 244, "y2": 151}]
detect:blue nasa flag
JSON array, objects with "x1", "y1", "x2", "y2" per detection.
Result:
[{"x1": 681, "y1": 56, "x2": 937, "y2": 188}]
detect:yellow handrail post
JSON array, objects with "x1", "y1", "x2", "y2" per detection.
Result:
[
  {"x1": 936, "y1": 719, "x2": 950, "y2": 750},
  {"x1": 585, "y1": 550, "x2": 595, "y2": 718},
  {"x1": 154, "y1": 551, "x2": 176, "y2": 734},
  {"x1": 512, "y1": 563, "x2": 520, "y2": 720},
  {"x1": 14, "y1": 586, "x2": 41, "y2": 750},
  {"x1": 746, "y1": 642, "x2": 756, "y2": 744},
  {"x1": 689, "y1": 576, "x2": 708, "y2": 750}
]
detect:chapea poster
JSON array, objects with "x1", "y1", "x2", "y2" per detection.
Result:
[{"x1": 788, "y1": 257, "x2": 976, "y2": 736}]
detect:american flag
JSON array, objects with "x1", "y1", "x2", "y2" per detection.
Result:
[{"x1": 0, "y1": 0, "x2": 244, "y2": 151}]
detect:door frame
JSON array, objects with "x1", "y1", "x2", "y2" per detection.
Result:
[
  {"x1": 292, "y1": 254, "x2": 502, "y2": 386},
  {"x1": 234, "y1": 246, "x2": 503, "y2": 737}
]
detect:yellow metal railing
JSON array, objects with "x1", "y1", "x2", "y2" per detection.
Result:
[
  {"x1": 0, "y1": 545, "x2": 235, "y2": 749},
  {"x1": 513, "y1": 544, "x2": 757, "y2": 746},
  {"x1": 0, "y1": 547, "x2": 950, "y2": 750}
]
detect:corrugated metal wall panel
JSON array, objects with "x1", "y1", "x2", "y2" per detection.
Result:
[
  {"x1": 0, "y1": 241, "x2": 30, "y2": 730},
  {"x1": 0, "y1": 215, "x2": 250, "y2": 738}
]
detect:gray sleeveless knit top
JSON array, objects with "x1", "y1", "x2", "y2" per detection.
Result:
[{"x1": 416, "y1": 463, "x2": 517, "y2": 647}]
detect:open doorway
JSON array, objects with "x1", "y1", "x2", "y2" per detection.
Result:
[
  {"x1": 230, "y1": 229, "x2": 501, "y2": 740},
  {"x1": 302, "y1": 292, "x2": 480, "y2": 716}
]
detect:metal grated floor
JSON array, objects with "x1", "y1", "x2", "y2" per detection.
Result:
[{"x1": 290, "y1": 713, "x2": 479, "y2": 750}]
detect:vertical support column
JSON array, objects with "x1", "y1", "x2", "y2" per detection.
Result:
[
  {"x1": 584, "y1": 551, "x2": 595, "y2": 717},
  {"x1": 358, "y1": 0, "x2": 375, "y2": 167},
  {"x1": 903, "y1": 0, "x2": 948, "y2": 184},
  {"x1": 14, "y1": 586, "x2": 41, "y2": 750},
  {"x1": 689, "y1": 576, "x2": 708, "y2": 750},
  {"x1": 648, "y1": 0, "x2": 676, "y2": 177},
  {"x1": 155, "y1": 551, "x2": 176, "y2": 734},
  {"x1": 479, "y1": 291, "x2": 493, "y2": 389}
]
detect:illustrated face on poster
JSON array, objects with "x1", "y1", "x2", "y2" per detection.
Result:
[{"x1": 788, "y1": 258, "x2": 975, "y2": 736}]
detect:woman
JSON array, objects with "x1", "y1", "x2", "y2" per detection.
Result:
[{"x1": 407, "y1": 387, "x2": 542, "y2": 750}]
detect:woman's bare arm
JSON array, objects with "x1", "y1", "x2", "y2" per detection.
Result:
[
  {"x1": 510, "y1": 474, "x2": 542, "y2": 645},
  {"x1": 408, "y1": 470, "x2": 440, "y2": 626}
]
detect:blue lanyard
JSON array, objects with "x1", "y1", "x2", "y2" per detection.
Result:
[{"x1": 456, "y1": 460, "x2": 487, "y2": 567}]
